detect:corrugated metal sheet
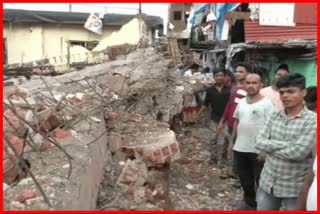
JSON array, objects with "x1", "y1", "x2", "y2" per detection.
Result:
[
  {"x1": 244, "y1": 21, "x2": 317, "y2": 42},
  {"x1": 294, "y1": 3, "x2": 317, "y2": 24}
]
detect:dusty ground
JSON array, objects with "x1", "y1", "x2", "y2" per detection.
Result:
[
  {"x1": 96, "y1": 112, "x2": 243, "y2": 211},
  {"x1": 170, "y1": 121, "x2": 242, "y2": 210}
]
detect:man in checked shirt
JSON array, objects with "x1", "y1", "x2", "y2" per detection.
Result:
[{"x1": 255, "y1": 73, "x2": 316, "y2": 210}]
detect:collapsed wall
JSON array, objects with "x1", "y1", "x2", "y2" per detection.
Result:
[
  {"x1": 93, "y1": 18, "x2": 148, "y2": 52},
  {"x1": 3, "y1": 46, "x2": 212, "y2": 210}
]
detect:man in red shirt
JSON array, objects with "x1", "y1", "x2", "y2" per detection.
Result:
[{"x1": 217, "y1": 62, "x2": 252, "y2": 176}]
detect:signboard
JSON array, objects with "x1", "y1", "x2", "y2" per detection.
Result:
[
  {"x1": 259, "y1": 3, "x2": 295, "y2": 27},
  {"x1": 84, "y1": 13, "x2": 103, "y2": 35}
]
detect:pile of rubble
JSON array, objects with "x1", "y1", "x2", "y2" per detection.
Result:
[
  {"x1": 3, "y1": 46, "x2": 241, "y2": 210},
  {"x1": 3, "y1": 71, "x2": 109, "y2": 210}
]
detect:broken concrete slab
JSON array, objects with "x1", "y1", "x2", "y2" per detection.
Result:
[
  {"x1": 108, "y1": 132, "x2": 122, "y2": 153},
  {"x1": 4, "y1": 113, "x2": 109, "y2": 210},
  {"x1": 99, "y1": 73, "x2": 129, "y2": 96},
  {"x1": 93, "y1": 18, "x2": 149, "y2": 52}
]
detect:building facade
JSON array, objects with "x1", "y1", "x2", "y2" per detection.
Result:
[{"x1": 3, "y1": 9, "x2": 163, "y2": 65}]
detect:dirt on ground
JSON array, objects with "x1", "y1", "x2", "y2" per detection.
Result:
[{"x1": 96, "y1": 110, "x2": 243, "y2": 210}]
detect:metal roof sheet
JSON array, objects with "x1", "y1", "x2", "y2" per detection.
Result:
[{"x1": 244, "y1": 21, "x2": 317, "y2": 43}]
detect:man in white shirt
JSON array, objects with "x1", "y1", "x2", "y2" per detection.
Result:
[
  {"x1": 229, "y1": 73, "x2": 274, "y2": 210},
  {"x1": 307, "y1": 156, "x2": 317, "y2": 210},
  {"x1": 296, "y1": 86, "x2": 317, "y2": 211}
]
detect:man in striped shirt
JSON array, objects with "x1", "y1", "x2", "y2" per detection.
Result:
[{"x1": 255, "y1": 73, "x2": 316, "y2": 210}]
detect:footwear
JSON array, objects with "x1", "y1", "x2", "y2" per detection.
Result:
[{"x1": 232, "y1": 200, "x2": 256, "y2": 210}]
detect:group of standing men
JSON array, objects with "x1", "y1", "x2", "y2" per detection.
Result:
[{"x1": 199, "y1": 62, "x2": 317, "y2": 210}]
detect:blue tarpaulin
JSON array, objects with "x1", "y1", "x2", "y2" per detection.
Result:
[
  {"x1": 188, "y1": 3, "x2": 240, "y2": 47},
  {"x1": 190, "y1": 3, "x2": 211, "y2": 26},
  {"x1": 215, "y1": 3, "x2": 240, "y2": 41}
]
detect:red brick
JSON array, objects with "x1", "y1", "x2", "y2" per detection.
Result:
[
  {"x1": 65, "y1": 97, "x2": 81, "y2": 105},
  {"x1": 170, "y1": 142, "x2": 179, "y2": 154},
  {"x1": 4, "y1": 109, "x2": 27, "y2": 130},
  {"x1": 176, "y1": 158, "x2": 192, "y2": 165},
  {"x1": 152, "y1": 150, "x2": 162, "y2": 164},
  {"x1": 5, "y1": 133, "x2": 24, "y2": 155},
  {"x1": 135, "y1": 147, "x2": 144, "y2": 156},
  {"x1": 126, "y1": 185, "x2": 135, "y2": 199},
  {"x1": 162, "y1": 146, "x2": 170, "y2": 157},
  {"x1": 164, "y1": 156, "x2": 171, "y2": 163},
  {"x1": 119, "y1": 163, "x2": 139, "y2": 185},
  {"x1": 35, "y1": 104, "x2": 48, "y2": 112},
  {"x1": 143, "y1": 150, "x2": 153, "y2": 162},
  {"x1": 124, "y1": 170, "x2": 135, "y2": 178},
  {"x1": 128, "y1": 114, "x2": 142, "y2": 122},
  {"x1": 3, "y1": 157, "x2": 19, "y2": 185},
  {"x1": 4, "y1": 86, "x2": 29, "y2": 99},
  {"x1": 46, "y1": 115, "x2": 62, "y2": 132},
  {"x1": 106, "y1": 111, "x2": 118, "y2": 120},
  {"x1": 120, "y1": 176, "x2": 135, "y2": 185},
  {"x1": 128, "y1": 166, "x2": 139, "y2": 175},
  {"x1": 55, "y1": 129, "x2": 72, "y2": 139},
  {"x1": 4, "y1": 86, "x2": 17, "y2": 98},
  {"x1": 41, "y1": 140, "x2": 52, "y2": 151},
  {"x1": 123, "y1": 147, "x2": 135, "y2": 157},
  {"x1": 123, "y1": 131, "x2": 180, "y2": 165},
  {"x1": 37, "y1": 108, "x2": 63, "y2": 133},
  {"x1": 15, "y1": 190, "x2": 36, "y2": 203}
]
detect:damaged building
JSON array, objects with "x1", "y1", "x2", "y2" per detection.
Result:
[
  {"x1": 2, "y1": 3, "x2": 318, "y2": 211},
  {"x1": 167, "y1": 3, "x2": 317, "y2": 86},
  {"x1": 3, "y1": 42, "x2": 241, "y2": 210},
  {"x1": 3, "y1": 7, "x2": 237, "y2": 208},
  {"x1": 3, "y1": 9, "x2": 163, "y2": 65}
]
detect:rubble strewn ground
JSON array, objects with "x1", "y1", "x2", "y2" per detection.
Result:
[
  {"x1": 3, "y1": 45, "x2": 241, "y2": 210},
  {"x1": 170, "y1": 121, "x2": 242, "y2": 210}
]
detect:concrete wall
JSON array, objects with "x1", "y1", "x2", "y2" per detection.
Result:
[
  {"x1": 168, "y1": 3, "x2": 191, "y2": 32},
  {"x1": 3, "y1": 21, "x2": 148, "y2": 64},
  {"x1": 4, "y1": 23, "x2": 44, "y2": 64},
  {"x1": 43, "y1": 24, "x2": 120, "y2": 57}
]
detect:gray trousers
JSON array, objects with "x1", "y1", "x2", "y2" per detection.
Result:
[
  {"x1": 256, "y1": 187, "x2": 297, "y2": 210},
  {"x1": 208, "y1": 120, "x2": 228, "y2": 163}
]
